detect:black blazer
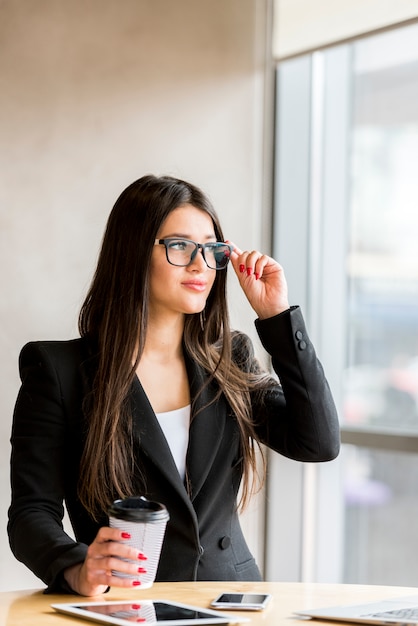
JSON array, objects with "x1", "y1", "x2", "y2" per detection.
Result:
[{"x1": 8, "y1": 306, "x2": 340, "y2": 592}]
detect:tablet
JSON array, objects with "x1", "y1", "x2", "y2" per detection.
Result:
[{"x1": 51, "y1": 598, "x2": 249, "y2": 625}]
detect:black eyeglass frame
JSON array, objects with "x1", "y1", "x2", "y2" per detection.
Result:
[{"x1": 154, "y1": 238, "x2": 233, "y2": 270}]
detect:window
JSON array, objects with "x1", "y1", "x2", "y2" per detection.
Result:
[
  {"x1": 343, "y1": 24, "x2": 418, "y2": 585},
  {"x1": 267, "y1": 22, "x2": 418, "y2": 585}
]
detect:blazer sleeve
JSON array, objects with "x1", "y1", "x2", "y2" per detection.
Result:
[
  {"x1": 8, "y1": 341, "x2": 89, "y2": 593},
  {"x1": 250, "y1": 306, "x2": 340, "y2": 461}
]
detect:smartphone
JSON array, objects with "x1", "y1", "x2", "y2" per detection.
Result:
[{"x1": 210, "y1": 593, "x2": 272, "y2": 611}]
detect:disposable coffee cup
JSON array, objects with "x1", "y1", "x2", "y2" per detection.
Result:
[{"x1": 108, "y1": 496, "x2": 169, "y2": 588}]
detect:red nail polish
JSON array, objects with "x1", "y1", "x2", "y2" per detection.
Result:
[
  {"x1": 131, "y1": 604, "x2": 141, "y2": 610},
  {"x1": 132, "y1": 580, "x2": 141, "y2": 586},
  {"x1": 121, "y1": 532, "x2": 131, "y2": 539},
  {"x1": 246, "y1": 267, "x2": 252, "y2": 276},
  {"x1": 239, "y1": 264, "x2": 245, "y2": 273},
  {"x1": 255, "y1": 272, "x2": 260, "y2": 280},
  {"x1": 138, "y1": 552, "x2": 148, "y2": 560},
  {"x1": 137, "y1": 567, "x2": 147, "y2": 573}
]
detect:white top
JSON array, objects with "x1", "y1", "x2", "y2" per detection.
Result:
[{"x1": 155, "y1": 405, "x2": 191, "y2": 480}]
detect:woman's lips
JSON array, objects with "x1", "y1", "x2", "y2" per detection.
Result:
[{"x1": 181, "y1": 280, "x2": 207, "y2": 292}]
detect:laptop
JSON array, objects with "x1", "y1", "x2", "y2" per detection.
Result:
[{"x1": 294, "y1": 594, "x2": 418, "y2": 624}]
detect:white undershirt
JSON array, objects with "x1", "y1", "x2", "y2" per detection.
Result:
[{"x1": 155, "y1": 405, "x2": 191, "y2": 480}]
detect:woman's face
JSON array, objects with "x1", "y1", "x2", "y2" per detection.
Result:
[{"x1": 149, "y1": 204, "x2": 218, "y2": 319}]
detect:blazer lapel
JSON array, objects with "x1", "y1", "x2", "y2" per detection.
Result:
[
  {"x1": 130, "y1": 357, "x2": 227, "y2": 507},
  {"x1": 185, "y1": 356, "x2": 227, "y2": 502},
  {"x1": 129, "y1": 376, "x2": 190, "y2": 505}
]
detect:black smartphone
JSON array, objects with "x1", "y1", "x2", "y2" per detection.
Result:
[{"x1": 210, "y1": 593, "x2": 272, "y2": 611}]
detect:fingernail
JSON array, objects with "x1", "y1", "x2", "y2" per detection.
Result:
[
  {"x1": 121, "y1": 532, "x2": 131, "y2": 539},
  {"x1": 246, "y1": 267, "x2": 252, "y2": 276},
  {"x1": 239, "y1": 264, "x2": 245, "y2": 273},
  {"x1": 255, "y1": 272, "x2": 259, "y2": 280},
  {"x1": 137, "y1": 567, "x2": 147, "y2": 573},
  {"x1": 138, "y1": 552, "x2": 148, "y2": 560},
  {"x1": 132, "y1": 580, "x2": 141, "y2": 586}
]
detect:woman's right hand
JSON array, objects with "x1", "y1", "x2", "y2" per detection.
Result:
[{"x1": 63, "y1": 526, "x2": 148, "y2": 596}]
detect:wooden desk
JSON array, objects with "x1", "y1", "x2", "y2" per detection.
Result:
[{"x1": 2, "y1": 581, "x2": 418, "y2": 626}]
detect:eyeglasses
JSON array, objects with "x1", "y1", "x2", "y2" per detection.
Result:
[{"x1": 154, "y1": 238, "x2": 233, "y2": 270}]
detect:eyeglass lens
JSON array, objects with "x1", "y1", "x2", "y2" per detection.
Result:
[{"x1": 165, "y1": 239, "x2": 231, "y2": 269}]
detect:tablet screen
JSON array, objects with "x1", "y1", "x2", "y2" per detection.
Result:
[{"x1": 51, "y1": 599, "x2": 247, "y2": 625}]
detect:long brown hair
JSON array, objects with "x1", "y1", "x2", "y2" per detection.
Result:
[{"x1": 78, "y1": 174, "x2": 272, "y2": 520}]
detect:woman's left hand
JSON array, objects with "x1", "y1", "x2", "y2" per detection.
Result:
[{"x1": 226, "y1": 241, "x2": 290, "y2": 320}]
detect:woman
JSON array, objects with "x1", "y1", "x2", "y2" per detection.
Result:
[{"x1": 8, "y1": 174, "x2": 340, "y2": 596}]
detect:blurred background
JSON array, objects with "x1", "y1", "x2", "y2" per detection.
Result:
[{"x1": 1, "y1": 0, "x2": 418, "y2": 591}]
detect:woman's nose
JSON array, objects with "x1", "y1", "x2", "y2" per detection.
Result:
[{"x1": 188, "y1": 246, "x2": 208, "y2": 271}]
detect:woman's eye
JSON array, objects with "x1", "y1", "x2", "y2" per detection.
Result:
[{"x1": 168, "y1": 240, "x2": 188, "y2": 251}]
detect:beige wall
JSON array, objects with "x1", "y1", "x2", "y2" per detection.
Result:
[
  {"x1": 273, "y1": 0, "x2": 418, "y2": 58},
  {"x1": 0, "y1": 0, "x2": 272, "y2": 591}
]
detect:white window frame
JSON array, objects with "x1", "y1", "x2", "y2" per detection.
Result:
[{"x1": 265, "y1": 50, "x2": 348, "y2": 582}]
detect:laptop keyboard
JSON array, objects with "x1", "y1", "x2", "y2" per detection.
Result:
[{"x1": 362, "y1": 607, "x2": 418, "y2": 622}]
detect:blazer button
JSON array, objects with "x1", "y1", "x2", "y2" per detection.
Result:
[
  {"x1": 219, "y1": 536, "x2": 231, "y2": 550},
  {"x1": 295, "y1": 330, "x2": 303, "y2": 340},
  {"x1": 298, "y1": 340, "x2": 307, "y2": 350}
]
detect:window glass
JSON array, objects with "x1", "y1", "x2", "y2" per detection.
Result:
[
  {"x1": 343, "y1": 445, "x2": 418, "y2": 585},
  {"x1": 343, "y1": 23, "x2": 418, "y2": 585},
  {"x1": 344, "y1": 24, "x2": 418, "y2": 432}
]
